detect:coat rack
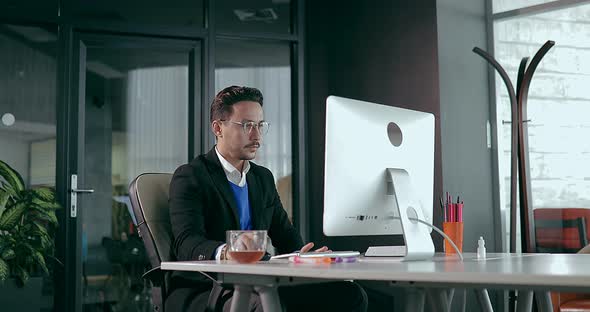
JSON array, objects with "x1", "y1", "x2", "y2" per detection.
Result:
[
  {"x1": 472, "y1": 40, "x2": 555, "y2": 254},
  {"x1": 473, "y1": 41, "x2": 555, "y2": 312}
]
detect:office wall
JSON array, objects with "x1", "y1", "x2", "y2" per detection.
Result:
[
  {"x1": 437, "y1": 0, "x2": 501, "y2": 310},
  {"x1": 436, "y1": 0, "x2": 497, "y2": 252},
  {"x1": 305, "y1": 0, "x2": 443, "y2": 251}
]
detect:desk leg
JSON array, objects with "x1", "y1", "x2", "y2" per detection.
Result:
[
  {"x1": 447, "y1": 288, "x2": 455, "y2": 306},
  {"x1": 230, "y1": 285, "x2": 253, "y2": 312},
  {"x1": 475, "y1": 289, "x2": 493, "y2": 312},
  {"x1": 516, "y1": 291, "x2": 533, "y2": 312},
  {"x1": 426, "y1": 289, "x2": 450, "y2": 312},
  {"x1": 404, "y1": 288, "x2": 425, "y2": 312},
  {"x1": 534, "y1": 291, "x2": 552, "y2": 312},
  {"x1": 255, "y1": 286, "x2": 282, "y2": 312}
]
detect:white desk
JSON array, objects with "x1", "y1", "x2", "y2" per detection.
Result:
[{"x1": 162, "y1": 253, "x2": 590, "y2": 312}]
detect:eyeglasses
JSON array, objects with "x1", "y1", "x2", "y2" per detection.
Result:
[{"x1": 221, "y1": 120, "x2": 270, "y2": 136}]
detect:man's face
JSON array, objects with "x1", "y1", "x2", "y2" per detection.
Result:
[{"x1": 215, "y1": 101, "x2": 264, "y2": 162}]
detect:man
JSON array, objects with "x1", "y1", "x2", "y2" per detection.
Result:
[{"x1": 167, "y1": 86, "x2": 368, "y2": 312}]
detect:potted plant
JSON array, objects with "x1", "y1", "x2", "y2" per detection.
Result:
[{"x1": 0, "y1": 159, "x2": 60, "y2": 309}]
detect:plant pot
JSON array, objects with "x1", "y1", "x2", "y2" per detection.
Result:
[{"x1": 0, "y1": 276, "x2": 43, "y2": 311}]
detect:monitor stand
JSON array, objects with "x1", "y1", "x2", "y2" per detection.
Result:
[{"x1": 365, "y1": 168, "x2": 435, "y2": 261}]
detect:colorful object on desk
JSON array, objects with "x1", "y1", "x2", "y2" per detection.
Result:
[
  {"x1": 290, "y1": 256, "x2": 331, "y2": 264},
  {"x1": 333, "y1": 256, "x2": 358, "y2": 263},
  {"x1": 443, "y1": 221, "x2": 464, "y2": 255},
  {"x1": 440, "y1": 197, "x2": 446, "y2": 223},
  {"x1": 441, "y1": 193, "x2": 463, "y2": 222},
  {"x1": 289, "y1": 255, "x2": 359, "y2": 264}
]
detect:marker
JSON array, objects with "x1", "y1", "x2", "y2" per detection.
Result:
[
  {"x1": 333, "y1": 256, "x2": 358, "y2": 263},
  {"x1": 290, "y1": 256, "x2": 331, "y2": 264},
  {"x1": 440, "y1": 197, "x2": 446, "y2": 222}
]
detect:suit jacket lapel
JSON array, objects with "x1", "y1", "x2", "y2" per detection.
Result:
[
  {"x1": 246, "y1": 167, "x2": 264, "y2": 230},
  {"x1": 204, "y1": 149, "x2": 240, "y2": 228}
]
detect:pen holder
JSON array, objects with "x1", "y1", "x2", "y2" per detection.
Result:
[{"x1": 443, "y1": 222, "x2": 463, "y2": 255}]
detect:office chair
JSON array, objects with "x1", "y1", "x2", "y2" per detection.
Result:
[
  {"x1": 534, "y1": 217, "x2": 588, "y2": 253},
  {"x1": 129, "y1": 173, "x2": 225, "y2": 312},
  {"x1": 554, "y1": 244, "x2": 590, "y2": 312}
]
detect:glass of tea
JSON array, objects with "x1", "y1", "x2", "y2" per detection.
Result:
[{"x1": 226, "y1": 230, "x2": 267, "y2": 263}]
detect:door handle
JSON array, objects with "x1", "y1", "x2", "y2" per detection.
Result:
[
  {"x1": 69, "y1": 174, "x2": 94, "y2": 218},
  {"x1": 71, "y1": 188, "x2": 94, "y2": 193}
]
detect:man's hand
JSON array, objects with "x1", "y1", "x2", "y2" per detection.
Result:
[{"x1": 300, "y1": 242, "x2": 330, "y2": 253}]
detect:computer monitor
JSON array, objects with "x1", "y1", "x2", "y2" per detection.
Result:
[{"x1": 323, "y1": 96, "x2": 435, "y2": 259}]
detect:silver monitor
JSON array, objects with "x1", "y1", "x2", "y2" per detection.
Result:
[{"x1": 323, "y1": 96, "x2": 435, "y2": 258}]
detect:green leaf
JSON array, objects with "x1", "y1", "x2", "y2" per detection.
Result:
[
  {"x1": 19, "y1": 242, "x2": 35, "y2": 255},
  {"x1": 13, "y1": 265, "x2": 29, "y2": 286},
  {"x1": 40, "y1": 236, "x2": 53, "y2": 250},
  {"x1": 0, "y1": 258, "x2": 8, "y2": 281},
  {"x1": 0, "y1": 190, "x2": 9, "y2": 218},
  {"x1": 31, "y1": 200, "x2": 61, "y2": 210},
  {"x1": 29, "y1": 230, "x2": 53, "y2": 251},
  {"x1": 34, "y1": 210, "x2": 58, "y2": 226},
  {"x1": 32, "y1": 251, "x2": 48, "y2": 275},
  {"x1": 1, "y1": 182, "x2": 19, "y2": 201},
  {"x1": 47, "y1": 255, "x2": 63, "y2": 267},
  {"x1": 31, "y1": 221, "x2": 50, "y2": 237},
  {"x1": 1, "y1": 248, "x2": 15, "y2": 260},
  {"x1": 0, "y1": 189, "x2": 9, "y2": 210},
  {"x1": 0, "y1": 202, "x2": 26, "y2": 230},
  {"x1": 31, "y1": 188, "x2": 55, "y2": 202},
  {"x1": 0, "y1": 160, "x2": 25, "y2": 193},
  {"x1": 29, "y1": 204, "x2": 56, "y2": 218}
]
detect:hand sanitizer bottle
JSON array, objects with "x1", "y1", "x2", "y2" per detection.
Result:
[{"x1": 477, "y1": 236, "x2": 486, "y2": 259}]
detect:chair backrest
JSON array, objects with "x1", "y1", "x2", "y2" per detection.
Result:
[
  {"x1": 535, "y1": 216, "x2": 588, "y2": 253},
  {"x1": 129, "y1": 173, "x2": 174, "y2": 267}
]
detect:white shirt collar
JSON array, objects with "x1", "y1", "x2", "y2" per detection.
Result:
[{"x1": 215, "y1": 146, "x2": 250, "y2": 187}]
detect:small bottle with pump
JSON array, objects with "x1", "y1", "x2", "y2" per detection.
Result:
[{"x1": 477, "y1": 236, "x2": 486, "y2": 260}]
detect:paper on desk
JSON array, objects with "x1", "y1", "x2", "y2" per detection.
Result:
[{"x1": 270, "y1": 252, "x2": 299, "y2": 260}]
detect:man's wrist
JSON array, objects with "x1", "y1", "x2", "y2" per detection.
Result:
[
  {"x1": 215, "y1": 243, "x2": 227, "y2": 260},
  {"x1": 220, "y1": 245, "x2": 228, "y2": 260}
]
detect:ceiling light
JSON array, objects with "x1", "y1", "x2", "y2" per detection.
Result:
[
  {"x1": 234, "y1": 8, "x2": 278, "y2": 22},
  {"x1": 2, "y1": 113, "x2": 15, "y2": 126}
]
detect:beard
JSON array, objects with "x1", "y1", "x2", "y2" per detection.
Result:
[{"x1": 239, "y1": 142, "x2": 260, "y2": 160}]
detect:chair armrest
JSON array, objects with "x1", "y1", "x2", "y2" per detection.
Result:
[{"x1": 142, "y1": 266, "x2": 164, "y2": 287}]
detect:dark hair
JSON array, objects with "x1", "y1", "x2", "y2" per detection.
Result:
[{"x1": 210, "y1": 86, "x2": 264, "y2": 122}]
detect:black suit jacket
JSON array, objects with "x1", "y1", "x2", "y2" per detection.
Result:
[{"x1": 168, "y1": 147, "x2": 303, "y2": 289}]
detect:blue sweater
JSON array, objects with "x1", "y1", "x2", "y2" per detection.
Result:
[{"x1": 229, "y1": 181, "x2": 252, "y2": 230}]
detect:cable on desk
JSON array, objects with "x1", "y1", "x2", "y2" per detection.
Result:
[{"x1": 407, "y1": 217, "x2": 464, "y2": 262}]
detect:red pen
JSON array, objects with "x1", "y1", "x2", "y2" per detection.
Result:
[
  {"x1": 457, "y1": 203, "x2": 463, "y2": 222},
  {"x1": 449, "y1": 203, "x2": 455, "y2": 222}
]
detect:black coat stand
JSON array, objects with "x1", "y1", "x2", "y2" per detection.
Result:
[{"x1": 473, "y1": 40, "x2": 555, "y2": 312}]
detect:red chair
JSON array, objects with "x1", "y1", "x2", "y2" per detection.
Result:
[
  {"x1": 534, "y1": 209, "x2": 590, "y2": 311},
  {"x1": 558, "y1": 244, "x2": 590, "y2": 312},
  {"x1": 534, "y1": 208, "x2": 590, "y2": 253}
]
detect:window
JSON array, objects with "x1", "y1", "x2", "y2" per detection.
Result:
[
  {"x1": 493, "y1": 1, "x2": 590, "y2": 252},
  {"x1": 215, "y1": 39, "x2": 293, "y2": 219},
  {"x1": 0, "y1": 24, "x2": 58, "y2": 310},
  {"x1": 493, "y1": 0, "x2": 557, "y2": 13}
]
